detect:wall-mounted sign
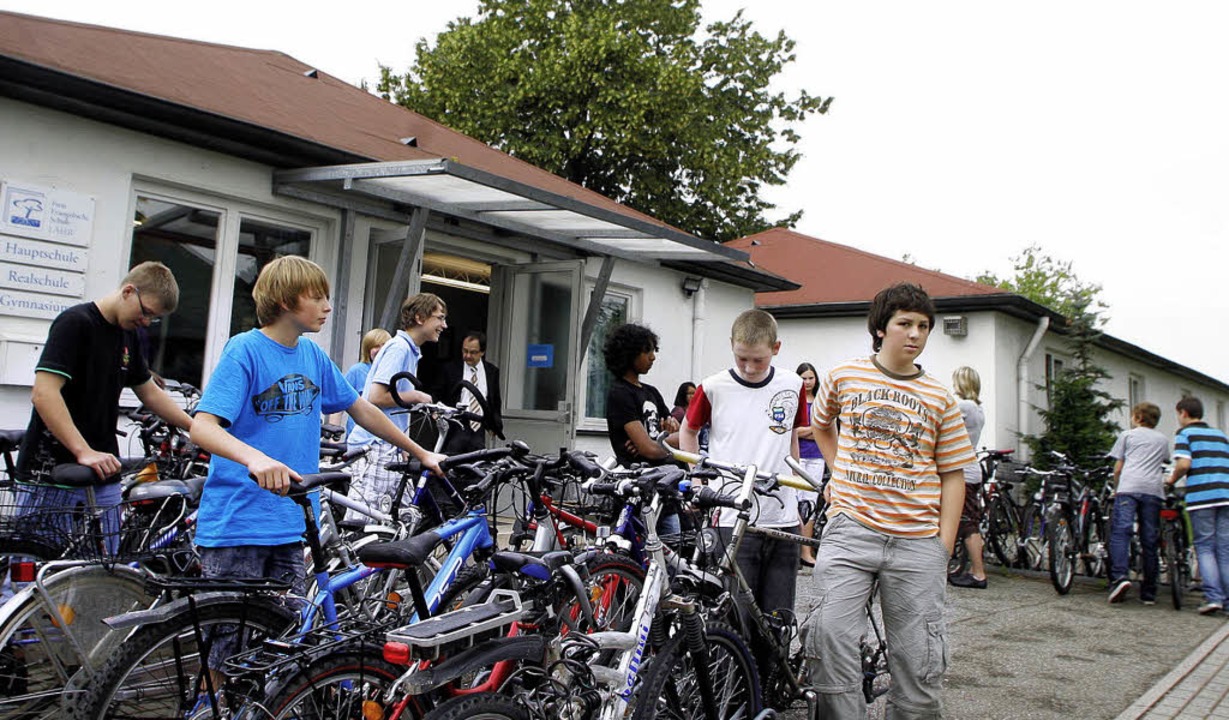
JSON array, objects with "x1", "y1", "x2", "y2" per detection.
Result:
[
  {"x1": 0, "y1": 236, "x2": 88, "y2": 272},
  {"x1": 0, "y1": 181, "x2": 95, "y2": 247},
  {"x1": 0, "y1": 262, "x2": 86, "y2": 298},
  {"x1": 0, "y1": 288, "x2": 77, "y2": 320},
  {"x1": 526, "y1": 343, "x2": 554, "y2": 368}
]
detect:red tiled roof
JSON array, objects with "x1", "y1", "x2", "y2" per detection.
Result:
[
  {"x1": 727, "y1": 227, "x2": 1006, "y2": 307},
  {"x1": 0, "y1": 11, "x2": 674, "y2": 232}
]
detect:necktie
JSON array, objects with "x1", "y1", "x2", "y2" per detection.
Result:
[{"x1": 468, "y1": 366, "x2": 482, "y2": 432}]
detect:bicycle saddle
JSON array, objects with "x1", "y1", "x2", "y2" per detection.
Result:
[
  {"x1": 357, "y1": 529, "x2": 444, "y2": 569},
  {"x1": 0, "y1": 429, "x2": 24, "y2": 454}
]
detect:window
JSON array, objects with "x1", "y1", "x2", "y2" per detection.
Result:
[
  {"x1": 582, "y1": 295, "x2": 630, "y2": 422},
  {"x1": 128, "y1": 189, "x2": 323, "y2": 388},
  {"x1": 1218, "y1": 400, "x2": 1226, "y2": 431},
  {"x1": 1045, "y1": 353, "x2": 1066, "y2": 405},
  {"x1": 1128, "y1": 374, "x2": 1145, "y2": 410},
  {"x1": 129, "y1": 196, "x2": 222, "y2": 387}
]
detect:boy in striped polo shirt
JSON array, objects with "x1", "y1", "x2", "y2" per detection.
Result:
[
  {"x1": 805, "y1": 282, "x2": 975, "y2": 719},
  {"x1": 1169, "y1": 396, "x2": 1229, "y2": 615}
]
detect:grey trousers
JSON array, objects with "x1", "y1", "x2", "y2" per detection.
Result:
[{"x1": 804, "y1": 513, "x2": 949, "y2": 719}]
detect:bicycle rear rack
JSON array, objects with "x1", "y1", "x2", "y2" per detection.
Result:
[{"x1": 384, "y1": 589, "x2": 525, "y2": 661}]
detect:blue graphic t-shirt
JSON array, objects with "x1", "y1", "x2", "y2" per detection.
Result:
[{"x1": 195, "y1": 329, "x2": 359, "y2": 547}]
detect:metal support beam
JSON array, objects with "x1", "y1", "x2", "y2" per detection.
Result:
[
  {"x1": 579, "y1": 256, "x2": 617, "y2": 355},
  {"x1": 378, "y1": 207, "x2": 429, "y2": 331},
  {"x1": 330, "y1": 209, "x2": 357, "y2": 357}
]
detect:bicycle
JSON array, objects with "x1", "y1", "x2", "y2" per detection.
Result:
[
  {"x1": 979, "y1": 449, "x2": 1027, "y2": 569},
  {"x1": 1159, "y1": 484, "x2": 1193, "y2": 610}
]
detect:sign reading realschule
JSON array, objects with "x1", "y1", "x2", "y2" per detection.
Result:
[{"x1": 0, "y1": 180, "x2": 93, "y2": 320}]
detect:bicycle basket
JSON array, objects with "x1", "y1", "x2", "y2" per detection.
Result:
[{"x1": 0, "y1": 483, "x2": 193, "y2": 564}]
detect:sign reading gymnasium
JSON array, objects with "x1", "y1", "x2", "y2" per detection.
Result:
[{"x1": 0, "y1": 181, "x2": 95, "y2": 246}]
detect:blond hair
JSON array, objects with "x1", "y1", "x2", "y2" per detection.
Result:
[
  {"x1": 358, "y1": 328, "x2": 392, "y2": 363},
  {"x1": 951, "y1": 366, "x2": 981, "y2": 404},
  {"x1": 731, "y1": 309, "x2": 777, "y2": 347},
  {"x1": 398, "y1": 293, "x2": 446, "y2": 330},
  {"x1": 252, "y1": 256, "x2": 330, "y2": 326},
  {"x1": 124, "y1": 261, "x2": 179, "y2": 313}
]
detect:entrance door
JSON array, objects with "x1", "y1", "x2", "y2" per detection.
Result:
[{"x1": 496, "y1": 261, "x2": 583, "y2": 452}]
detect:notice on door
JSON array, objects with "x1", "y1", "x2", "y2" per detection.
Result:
[{"x1": 526, "y1": 344, "x2": 554, "y2": 368}]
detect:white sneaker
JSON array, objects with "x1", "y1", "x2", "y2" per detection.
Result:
[{"x1": 1198, "y1": 602, "x2": 1223, "y2": 616}]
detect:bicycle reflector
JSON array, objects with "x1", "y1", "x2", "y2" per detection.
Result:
[
  {"x1": 1161, "y1": 508, "x2": 1180, "y2": 521},
  {"x1": 383, "y1": 641, "x2": 412, "y2": 666},
  {"x1": 10, "y1": 561, "x2": 35, "y2": 583}
]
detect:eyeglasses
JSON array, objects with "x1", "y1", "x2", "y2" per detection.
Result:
[
  {"x1": 134, "y1": 288, "x2": 162, "y2": 325},
  {"x1": 431, "y1": 313, "x2": 447, "y2": 322}
]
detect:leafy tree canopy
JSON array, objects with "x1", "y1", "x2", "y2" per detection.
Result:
[
  {"x1": 379, "y1": 0, "x2": 831, "y2": 242},
  {"x1": 976, "y1": 244, "x2": 1107, "y2": 323}
]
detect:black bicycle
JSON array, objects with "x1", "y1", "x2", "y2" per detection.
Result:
[{"x1": 1159, "y1": 485, "x2": 1193, "y2": 610}]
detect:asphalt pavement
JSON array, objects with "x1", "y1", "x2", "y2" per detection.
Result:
[{"x1": 783, "y1": 566, "x2": 1223, "y2": 720}]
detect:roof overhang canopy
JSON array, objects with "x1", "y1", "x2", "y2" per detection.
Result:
[{"x1": 274, "y1": 159, "x2": 749, "y2": 264}]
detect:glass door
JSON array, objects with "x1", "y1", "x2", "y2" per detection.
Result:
[{"x1": 498, "y1": 261, "x2": 583, "y2": 452}]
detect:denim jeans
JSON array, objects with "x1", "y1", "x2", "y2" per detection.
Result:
[
  {"x1": 804, "y1": 513, "x2": 948, "y2": 719},
  {"x1": 1190, "y1": 505, "x2": 1229, "y2": 607},
  {"x1": 199, "y1": 544, "x2": 305, "y2": 666},
  {"x1": 1109, "y1": 493, "x2": 1161, "y2": 600}
]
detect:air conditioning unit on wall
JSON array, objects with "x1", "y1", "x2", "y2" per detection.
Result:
[{"x1": 942, "y1": 316, "x2": 968, "y2": 337}]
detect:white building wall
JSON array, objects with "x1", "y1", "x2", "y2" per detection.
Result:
[{"x1": 0, "y1": 98, "x2": 343, "y2": 426}]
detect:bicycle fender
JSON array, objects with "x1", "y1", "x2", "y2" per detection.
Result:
[
  {"x1": 102, "y1": 591, "x2": 297, "y2": 630},
  {"x1": 0, "y1": 563, "x2": 147, "y2": 630},
  {"x1": 398, "y1": 635, "x2": 548, "y2": 695}
]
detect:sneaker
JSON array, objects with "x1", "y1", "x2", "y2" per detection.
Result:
[
  {"x1": 948, "y1": 573, "x2": 987, "y2": 589},
  {"x1": 1142, "y1": 598, "x2": 1156, "y2": 606},
  {"x1": 1108, "y1": 579, "x2": 1131, "y2": 604},
  {"x1": 1199, "y1": 602, "x2": 1224, "y2": 616}
]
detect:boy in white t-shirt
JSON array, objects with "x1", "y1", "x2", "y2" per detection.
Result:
[
  {"x1": 680, "y1": 309, "x2": 807, "y2": 617},
  {"x1": 1107, "y1": 402, "x2": 1171, "y2": 605}
]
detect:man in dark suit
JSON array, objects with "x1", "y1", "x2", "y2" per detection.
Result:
[{"x1": 437, "y1": 331, "x2": 503, "y2": 453}]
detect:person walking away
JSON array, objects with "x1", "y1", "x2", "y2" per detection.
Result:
[
  {"x1": 345, "y1": 293, "x2": 444, "y2": 518},
  {"x1": 795, "y1": 361, "x2": 825, "y2": 569},
  {"x1": 1168, "y1": 396, "x2": 1229, "y2": 615},
  {"x1": 949, "y1": 366, "x2": 989, "y2": 589},
  {"x1": 189, "y1": 257, "x2": 443, "y2": 705},
  {"x1": 680, "y1": 309, "x2": 806, "y2": 659},
  {"x1": 436, "y1": 331, "x2": 503, "y2": 454},
  {"x1": 805, "y1": 282, "x2": 975, "y2": 719},
  {"x1": 1106, "y1": 402, "x2": 1169, "y2": 604}
]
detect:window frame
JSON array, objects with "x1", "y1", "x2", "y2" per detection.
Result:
[{"x1": 576, "y1": 283, "x2": 640, "y2": 432}]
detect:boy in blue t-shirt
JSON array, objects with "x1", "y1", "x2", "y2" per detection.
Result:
[{"x1": 190, "y1": 256, "x2": 444, "y2": 673}]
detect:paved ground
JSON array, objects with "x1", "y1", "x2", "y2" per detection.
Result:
[{"x1": 782, "y1": 566, "x2": 1224, "y2": 720}]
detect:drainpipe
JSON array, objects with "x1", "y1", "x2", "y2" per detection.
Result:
[
  {"x1": 1017, "y1": 316, "x2": 1050, "y2": 462},
  {"x1": 691, "y1": 280, "x2": 708, "y2": 383}
]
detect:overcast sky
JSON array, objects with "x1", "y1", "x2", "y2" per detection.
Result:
[{"x1": 4, "y1": 1, "x2": 1227, "y2": 385}]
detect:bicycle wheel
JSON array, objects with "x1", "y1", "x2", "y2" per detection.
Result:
[
  {"x1": 631, "y1": 622, "x2": 762, "y2": 720},
  {"x1": 0, "y1": 566, "x2": 150, "y2": 719},
  {"x1": 1046, "y1": 510, "x2": 1075, "y2": 595},
  {"x1": 572, "y1": 553, "x2": 645, "y2": 634},
  {"x1": 264, "y1": 645, "x2": 404, "y2": 720},
  {"x1": 1020, "y1": 502, "x2": 1047, "y2": 571},
  {"x1": 1081, "y1": 510, "x2": 1108, "y2": 578},
  {"x1": 1164, "y1": 524, "x2": 1188, "y2": 610},
  {"x1": 986, "y1": 500, "x2": 1021, "y2": 568},
  {"x1": 947, "y1": 540, "x2": 969, "y2": 578},
  {"x1": 422, "y1": 693, "x2": 529, "y2": 720},
  {"x1": 68, "y1": 599, "x2": 294, "y2": 720}
]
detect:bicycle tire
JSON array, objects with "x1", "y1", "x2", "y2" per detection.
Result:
[
  {"x1": 68, "y1": 599, "x2": 294, "y2": 720},
  {"x1": 0, "y1": 566, "x2": 150, "y2": 718},
  {"x1": 1020, "y1": 501, "x2": 1047, "y2": 571},
  {"x1": 947, "y1": 540, "x2": 969, "y2": 578},
  {"x1": 263, "y1": 645, "x2": 405, "y2": 720},
  {"x1": 986, "y1": 499, "x2": 1021, "y2": 568},
  {"x1": 1046, "y1": 510, "x2": 1075, "y2": 595},
  {"x1": 1164, "y1": 523, "x2": 1187, "y2": 610},
  {"x1": 631, "y1": 621, "x2": 762, "y2": 720},
  {"x1": 1081, "y1": 508, "x2": 1108, "y2": 578},
  {"x1": 422, "y1": 693, "x2": 530, "y2": 720}
]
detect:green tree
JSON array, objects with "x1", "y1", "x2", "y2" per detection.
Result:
[
  {"x1": 1024, "y1": 300, "x2": 1123, "y2": 480},
  {"x1": 379, "y1": 0, "x2": 831, "y2": 242},
  {"x1": 976, "y1": 245, "x2": 1107, "y2": 323}
]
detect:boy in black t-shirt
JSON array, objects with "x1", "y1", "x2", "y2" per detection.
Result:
[
  {"x1": 603, "y1": 323, "x2": 678, "y2": 467},
  {"x1": 16, "y1": 262, "x2": 195, "y2": 522}
]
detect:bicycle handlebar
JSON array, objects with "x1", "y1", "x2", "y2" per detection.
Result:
[{"x1": 666, "y1": 445, "x2": 823, "y2": 494}]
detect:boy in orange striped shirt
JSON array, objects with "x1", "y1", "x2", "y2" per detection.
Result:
[{"x1": 804, "y1": 282, "x2": 974, "y2": 719}]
